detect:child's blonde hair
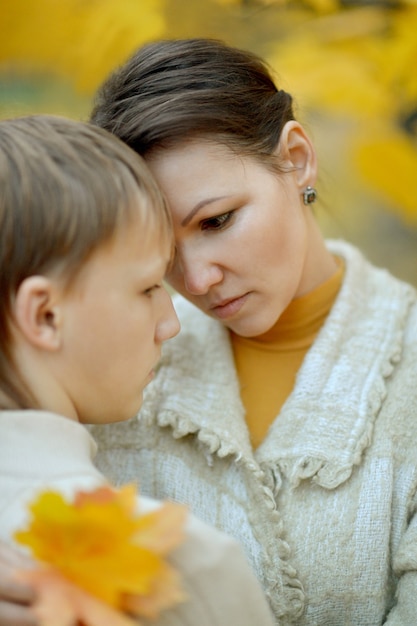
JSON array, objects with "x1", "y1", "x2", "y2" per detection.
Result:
[{"x1": 0, "y1": 114, "x2": 172, "y2": 409}]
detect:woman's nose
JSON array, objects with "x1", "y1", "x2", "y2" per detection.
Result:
[{"x1": 170, "y1": 246, "x2": 223, "y2": 296}]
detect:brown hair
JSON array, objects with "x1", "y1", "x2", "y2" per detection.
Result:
[
  {"x1": 0, "y1": 114, "x2": 172, "y2": 409},
  {"x1": 91, "y1": 38, "x2": 295, "y2": 168}
]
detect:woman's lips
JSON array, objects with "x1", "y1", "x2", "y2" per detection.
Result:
[{"x1": 210, "y1": 293, "x2": 250, "y2": 319}]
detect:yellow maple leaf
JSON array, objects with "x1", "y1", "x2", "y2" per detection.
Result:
[{"x1": 14, "y1": 484, "x2": 187, "y2": 625}]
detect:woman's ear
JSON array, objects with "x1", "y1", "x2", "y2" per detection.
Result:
[
  {"x1": 13, "y1": 276, "x2": 62, "y2": 351},
  {"x1": 277, "y1": 120, "x2": 317, "y2": 190}
]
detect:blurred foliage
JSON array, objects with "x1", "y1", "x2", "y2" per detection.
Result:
[
  {"x1": 1, "y1": 0, "x2": 165, "y2": 92},
  {"x1": 0, "y1": 0, "x2": 416, "y2": 283},
  {"x1": 266, "y1": 4, "x2": 417, "y2": 224}
]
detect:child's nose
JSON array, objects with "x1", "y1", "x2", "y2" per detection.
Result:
[{"x1": 156, "y1": 288, "x2": 180, "y2": 343}]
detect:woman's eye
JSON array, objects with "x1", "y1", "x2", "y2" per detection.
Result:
[{"x1": 200, "y1": 211, "x2": 234, "y2": 231}]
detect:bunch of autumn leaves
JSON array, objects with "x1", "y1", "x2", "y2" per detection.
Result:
[{"x1": 14, "y1": 484, "x2": 187, "y2": 626}]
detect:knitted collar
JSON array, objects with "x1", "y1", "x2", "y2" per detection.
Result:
[{"x1": 143, "y1": 241, "x2": 415, "y2": 489}]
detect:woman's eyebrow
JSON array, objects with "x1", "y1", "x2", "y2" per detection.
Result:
[{"x1": 181, "y1": 196, "x2": 230, "y2": 226}]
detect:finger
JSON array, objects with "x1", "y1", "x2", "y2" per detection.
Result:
[
  {"x1": 0, "y1": 542, "x2": 37, "y2": 605},
  {"x1": 0, "y1": 543, "x2": 34, "y2": 570},
  {"x1": 0, "y1": 601, "x2": 38, "y2": 626},
  {"x1": 0, "y1": 573, "x2": 36, "y2": 606}
]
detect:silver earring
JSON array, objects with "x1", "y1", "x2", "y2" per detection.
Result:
[{"x1": 303, "y1": 186, "x2": 317, "y2": 205}]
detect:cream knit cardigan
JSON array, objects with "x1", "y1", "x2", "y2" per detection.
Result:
[
  {"x1": 0, "y1": 411, "x2": 275, "y2": 626},
  {"x1": 91, "y1": 241, "x2": 417, "y2": 625}
]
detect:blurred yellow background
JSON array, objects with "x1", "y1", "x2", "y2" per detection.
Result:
[{"x1": 1, "y1": 0, "x2": 416, "y2": 285}]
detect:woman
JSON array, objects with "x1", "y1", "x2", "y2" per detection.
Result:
[
  {"x1": 90, "y1": 39, "x2": 417, "y2": 625},
  {"x1": 2, "y1": 39, "x2": 417, "y2": 625}
]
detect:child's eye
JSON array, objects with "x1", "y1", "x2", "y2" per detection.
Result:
[
  {"x1": 200, "y1": 211, "x2": 234, "y2": 231},
  {"x1": 143, "y1": 284, "x2": 161, "y2": 297}
]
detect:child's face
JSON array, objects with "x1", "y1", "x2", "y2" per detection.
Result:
[{"x1": 56, "y1": 218, "x2": 179, "y2": 424}]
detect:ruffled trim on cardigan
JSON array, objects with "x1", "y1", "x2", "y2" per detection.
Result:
[
  {"x1": 143, "y1": 352, "x2": 306, "y2": 619},
  {"x1": 257, "y1": 240, "x2": 416, "y2": 490},
  {"x1": 90, "y1": 402, "x2": 306, "y2": 618},
  {"x1": 154, "y1": 402, "x2": 306, "y2": 620}
]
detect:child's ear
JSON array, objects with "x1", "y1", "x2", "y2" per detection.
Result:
[
  {"x1": 276, "y1": 120, "x2": 317, "y2": 190},
  {"x1": 13, "y1": 276, "x2": 62, "y2": 351}
]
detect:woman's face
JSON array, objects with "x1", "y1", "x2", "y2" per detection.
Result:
[{"x1": 147, "y1": 136, "x2": 332, "y2": 338}]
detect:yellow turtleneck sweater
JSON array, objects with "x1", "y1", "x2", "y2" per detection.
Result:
[{"x1": 230, "y1": 259, "x2": 344, "y2": 449}]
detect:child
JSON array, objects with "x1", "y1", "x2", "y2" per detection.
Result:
[{"x1": 0, "y1": 115, "x2": 275, "y2": 626}]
